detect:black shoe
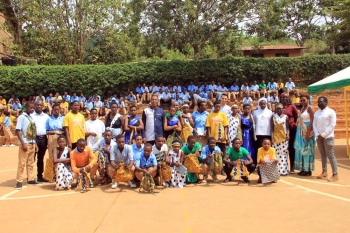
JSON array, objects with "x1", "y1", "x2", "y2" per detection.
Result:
[
  {"x1": 15, "y1": 182, "x2": 22, "y2": 190},
  {"x1": 241, "y1": 176, "x2": 250, "y2": 183},
  {"x1": 37, "y1": 177, "x2": 49, "y2": 182},
  {"x1": 28, "y1": 180, "x2": 42, "y2": 185}
]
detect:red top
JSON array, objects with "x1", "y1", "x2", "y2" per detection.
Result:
[{"x1": 283, "y1": 104, "x2": 298, "y2": 129}]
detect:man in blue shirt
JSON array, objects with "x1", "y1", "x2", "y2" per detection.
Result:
[
  {"x1": 70, "y1": 93, "x2": 79, "y2": 103},
  {"x1": 135, "y1": 143, "x2": 158, "y2": 182},
  {"x1": 79, "y1": 93, "x2": 86, "y2": 109},
  {"x1": 267, "y1": 78, "x2": 278, "y2": 94},
  {"x1": 126, "y1": 91, "x2": 137, "y2": 106},
  {"x1": 136, "y1": 83, "x2": 143, "y2": 104},
  {"x1": 200, "y1": 137, "x2": 222, "y2": 182},
  {"x1": 46, "y1": 103, "x2": 65, "y2": 163},
  {"x1": 229, "y1": 81, "x2": 240, "y2": 100},
  {"x1": 62, "y1": 91, "x2": 70, "y2": 102}
]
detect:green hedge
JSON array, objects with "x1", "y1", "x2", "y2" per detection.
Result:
[{"x1": 0, "y1": 54, "x2": 349, "y2": 98}]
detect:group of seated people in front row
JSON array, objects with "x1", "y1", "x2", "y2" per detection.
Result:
[{"x1": 51, "y1": 133, "x2": 279, "y2": 191}]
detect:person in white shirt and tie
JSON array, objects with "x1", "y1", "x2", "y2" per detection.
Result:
[{"x1": 313, "y1": 96, "x2": 338, "y2": 182}]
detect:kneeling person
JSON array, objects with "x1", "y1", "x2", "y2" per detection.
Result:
[
  {"x1": 135, "y1": 143, "x2": 158, "y2": 183},
  {"x1": 70, "y1": 139, "x2": 98, "y2": 188},
  {"x1": 109, "y1": 135, "x2": 136, "y2": 188},
  {"x1": 223, "y1": 138, "x2": 255, "y2": 183}
]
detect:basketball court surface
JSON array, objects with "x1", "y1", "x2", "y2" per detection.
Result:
[{"x1": 1, "y1": 140, "x2": 350, "y2": 233}]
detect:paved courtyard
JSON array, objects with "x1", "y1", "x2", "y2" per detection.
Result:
[{"x1": 0, "y1": 141, "x2": 350, "y2": 233}]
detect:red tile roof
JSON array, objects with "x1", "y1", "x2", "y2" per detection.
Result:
[{"x1": 239, "y1": 45, "x2": 305, "y2": 51}]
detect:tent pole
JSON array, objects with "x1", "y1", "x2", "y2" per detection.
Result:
[{"x1": 345, "y1": 89, "x2": 349, "y2": 158}]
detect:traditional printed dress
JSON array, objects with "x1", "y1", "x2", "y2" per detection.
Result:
[
  {"x1": 272, "y1": 114, "x2": 289, "y2": 175},
  {"x1": 55, "y1": 147, "x2": 73, "y2": 190},
  {"x1": 294, "y1": 109, "x2": 315, "y2": 171},
  {"x1": 168, "y1": 149, "x2": 186, "y2": 188},
  {"x1": 228, "y1": 114, "x2": 242, "y2": 147}
]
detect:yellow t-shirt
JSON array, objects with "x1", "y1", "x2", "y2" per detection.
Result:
[
  {"x1": 292, "y1": 97, "x2": 300, "y2": 104},
  {"x1": 278, "y1": 83, "x2": 284, "y2": 89},
  {"x1": 257, "y1": 147, "x2": 276, "y2": 165},
  {"x1": 63, "y1": 112, "x2": 85, "y2": 144},
  {"x1": 60, "y1": 102, "x2": 69, "y2": 109},
  {"x1": 206, "y1": 111, "x2": 229, "y2": 143},
  {"x1": 0, "y1": 99, "x2": 6, "y2": 107},
  {"x1": 0, "y1": 115, "x2": 4, "y2": 124},
  {"x1": 10, "y1": 115, "x2": 16, "y2": 126}
]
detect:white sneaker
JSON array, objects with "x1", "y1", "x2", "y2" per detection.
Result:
[
  {"x1": 111, "y1": 182, "x2": 118, "y2": 189},
  {"x1": 9, "y1": 144, "x2": 15, "y2": 147},
  {"x1": 202, "y1": 175, "x2": 208, "y2": 183},
  {"x1": 128, "y1": 180, "x2": 136, "y2": 188},
  {"x1": 2, "y1": 144, "x2": 8, "y2": 147}
]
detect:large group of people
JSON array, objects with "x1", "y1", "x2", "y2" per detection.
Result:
[{"x1": 0, "y1": 78, "x2": 339, "y2": 192}]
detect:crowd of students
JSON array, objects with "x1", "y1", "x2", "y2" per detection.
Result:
[{"x1": 0, "y1": 78, "x2": 339, "y2": 191}]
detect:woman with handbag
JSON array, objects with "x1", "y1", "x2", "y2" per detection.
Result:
[
  {"x1": 124, "y1": 105, "x2": 144, "y2": 144},
  {"x1": 294, "y1": 93, "x2": 315, "y2": 176},
  {"x1": 105, "y1": 102, "x2": 124, "y2": 142}
]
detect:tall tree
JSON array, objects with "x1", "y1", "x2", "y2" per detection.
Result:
[{"x1": 141, "y1": 0, "x2": 259, "y2": 59}]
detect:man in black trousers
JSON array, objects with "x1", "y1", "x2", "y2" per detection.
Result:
[{"x1": 31, "y1": 100, "x2": 50, "y2": 182}]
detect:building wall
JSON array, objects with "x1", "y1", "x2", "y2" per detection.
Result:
[
  {"x1": 243, "y1": 49, "x2": 303, "y2": 58},
  {"x1": 0, "y1": 13, "x2": 13, "y2": 57}
]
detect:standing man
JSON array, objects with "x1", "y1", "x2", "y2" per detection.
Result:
[
  {"x1": 313, "y1": 97, "x2": 338, "y2": 182},
  {"x1": 64, "y1": 100, "x2": 85, "y2": 149},
  {"x1": 85, "y1": 108, "x2": 105, "y2": 147},
  {"x1": 142, "y1": 94, "x2": 164, "y2": 145},
  {"x1": 15, "y1": 102, "x2": 40, "y2": 189},
  {"x1": 32, "y1": 100, "x2": 49, "y2": 182}
]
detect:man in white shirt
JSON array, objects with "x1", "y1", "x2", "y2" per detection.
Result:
[
  {"x1": 249, "y1": 81, "x2": 260, "y2": 100},
  {"x1": 240, "y1": 82, "x2": 250, "y2": 99},
  {"x1": 160, "y1": 89, "x2": 172, "y2": 105},
  {"x1": 180, "y1": 89, "x2": 191, "y2": 106},
  {"x1": 85, "y1": 109, "x2": 106, "y2": 147},
  {"x1": 313, "y1": 96, "x2": 338, "y2": 182},
  {"x1": 173, "y1": 83, "x2": 182, "y2": 93},
  {"x1": 211, "y1": 93, "x2": 231, "y2": 117},
  {"x1": 242, "y1": 93, "x2": 253, "y2": 105},
  {"x1": 285, "y1": 78, "x2": 296, "y2": 94},
  {"x1": 31, "y1": 100, "x2": 50, "y2": 182}
]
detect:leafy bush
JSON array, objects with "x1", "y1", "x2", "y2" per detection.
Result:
[{"x1": 0, "y1": 54, "x2": 349, "y2": 98}]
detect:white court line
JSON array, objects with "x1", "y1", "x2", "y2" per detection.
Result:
[
  {"x1": 286, "y1": 177, "x2": 347, "y2": 187},
  {"x1": 0, "y1": 186, "x2": 27, "y2": 200},
  {"x1": 0, "y1": 169, "x2": 17, "y2": 173},
  {"x1": 280, "y1": 180, "x2": 350, "y2": 203},
  {"x1": 3, "y1": 191, "x2": 77, "y2": 200}
]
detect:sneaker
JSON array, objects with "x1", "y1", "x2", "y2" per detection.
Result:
[
  {"x1": 9, "y1": 144, "x2": 15, "y2": 147},
  {"x1": 111, "y1": 182, "x2": 118, "y2": 189},
  {"x1": 37, "y1": 177, "x2": 49, "y2": 182},
  {"x1": 317, "y1": 171, "x2": 328, "y2": 180},
  {"x1": 224, "y1": 178, "x2": 232, "y2": 183},
  {"x1": 289, "y1": 169, "x2": 295, "y2": 174},
  {"x1": 27, "y1": 180, "x2": 42, "y2": 185},
  {"x1": 2, "y1": 144, "x2": 8, "y2": 147},
  {"x1": 162, "y1": 181, "x2": 169, "y2": 188},
  {"x1": 202, "y1": 175, "x2": 208, "y2": 183},
  {"x1": 15, "y1": 182, "x2": 22, "y2": 190},
  {"x1": 211, "y1": 174, "x2": 219, "y2": 183},
  {"x1": 327, "y1": 174, "x2": 339, "y2": 182},
  {"x1": 241, "y1": 176, "x2": 250, "y2": 183},
  {"x1": 89, "y1": 183, "x2": 94, "y2": 188},
  {"x1": 128, "y1": 180, "x2": 137, "y2": 188}
]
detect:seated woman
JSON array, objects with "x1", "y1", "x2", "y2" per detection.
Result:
[
  {"x1": 168, "y1": 140, "x2": 185, "y2": 188},
  {"x1": 223, "y1": 138, "x2": 255, "y2": 183},
  {"x1": 164, "y1": 106, "x2": 182, "y2": 140},
  {"x1": 53, "y1": 135, "x2": 73, "y2": 190},
  {"x1": 257, "y1": 138, "x2": 279, "y2": 184},
  {"x1": 124, "y1": 105, "x2": 144, "y2": 144},
  {"x1": 181, "y1": 136, "x2": 202, "y2": 184},
  {"x1": 200, "y1": 137, "x2": 221, "y2": 183}
]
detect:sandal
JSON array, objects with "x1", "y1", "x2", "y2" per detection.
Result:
[{"x1": 257, "y1": 179, "x2": 262, "y2": 183}]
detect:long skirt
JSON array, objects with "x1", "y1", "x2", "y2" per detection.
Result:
[
  {"x1": 171, "y1": 167, "x2": 186, "y2": 188},
  {"x1": 273, "y1": 140, "x2": 289, "y2": 175},
  {"x1": 55, "y1": 163, "x2": 73, "y2": 190},
  {"x1": 294, "y1": 123, "x2": 315, "y2": 171}
]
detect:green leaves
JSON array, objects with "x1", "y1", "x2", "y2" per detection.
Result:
[{"x1": 0, "y1": 54, "x2": 349, "y2": 98}]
